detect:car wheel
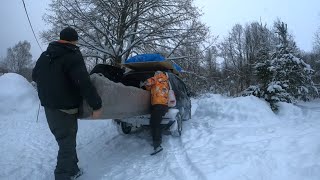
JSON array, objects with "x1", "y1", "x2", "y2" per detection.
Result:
[
  {"x1": 181, "y1": 106, "x2": 191, "y2": 121},
  {"x1": 187, "y1": 107, "x2": 192, "y2": 120},
  {"x1": 172, "y1": 112, "x2": 182, "y2": 137},
  {"x1": 177, "y1": 113, "x2": 182, "y2": 136},
  {"x1": 120, "y1": 122, "x2": 132, "y2": 134}
]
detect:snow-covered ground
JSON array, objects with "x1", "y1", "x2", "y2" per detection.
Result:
[{"x1": 1, "y1": 73, "x2": 320, "y2": 180}]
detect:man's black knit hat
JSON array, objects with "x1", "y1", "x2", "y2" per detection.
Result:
[{"x1": 60, "y1": 27, "x2": 79, "y2": 41}]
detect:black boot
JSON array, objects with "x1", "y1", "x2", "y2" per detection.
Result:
[{"x1": 151, "y1": 145, "x2": 163, "y2": 155}]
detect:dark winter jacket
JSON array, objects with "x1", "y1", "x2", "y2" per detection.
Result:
[{"x1": 32, "y1": 41, "x2": 102, "y2": 110}]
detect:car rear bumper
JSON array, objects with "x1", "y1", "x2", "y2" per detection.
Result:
[{"x1": 116, "y1": 108, "x2": 179, "y2": 126}]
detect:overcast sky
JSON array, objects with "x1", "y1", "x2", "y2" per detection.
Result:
[
  {"x1": 0, "y1": 0, "x2": 49, "y2": 59},
  {"x1": 195, "y1": 0, "x2": 320, "y2": 51},
  {"x1": 0, "y1": 0, "x2": 319, "y2": 60}
]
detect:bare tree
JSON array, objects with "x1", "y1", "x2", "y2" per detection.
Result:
[
  {"x1": 42, "y1": 0, "x2": 209, "y2": 66},
  {"x1": 205, "y1": 46, "x2": 218, "y2": 75},
  {"x1": 314, "y1": 28, "x2": 320, "y2": 53},
  {"x1": 2, "y1": 41, "x2": 33, "y2": 76},
  {"x1": 302, "y1": 52, "x2": 320, "y2": 86},
  {"x1": 220, "y1": 24, "x2": 246, "y2": 95},
  {"x1": 219, "y1": 22, "x2": 279, "y2": 96}
]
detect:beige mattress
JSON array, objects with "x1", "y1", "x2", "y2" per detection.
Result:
[{"x1": 80, "y1": 73, "x2": 151, "y2": 120}]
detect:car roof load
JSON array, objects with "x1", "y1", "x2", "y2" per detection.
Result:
[{"x1": 123, "y1": 54, "x2": 182, "y2": 75}]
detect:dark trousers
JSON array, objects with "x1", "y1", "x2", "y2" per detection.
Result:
[
  {"x1": 44, "y1": 107, "x2": 80, "y2": 180},
  {"x1": 150, "y1": 104, "x2": 168, "y2": 148}
]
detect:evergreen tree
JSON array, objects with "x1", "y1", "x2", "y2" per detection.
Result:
[
  {"x1": 269, "y1": 21, "x2": 317, "y2": 103},
  {"x1": 244, "y1": 21, "x2": 317, "y2": 111}
]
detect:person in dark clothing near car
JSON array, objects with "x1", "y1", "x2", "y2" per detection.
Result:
[{"x1": 32, "y1": 27, "x2": 102, "y2": 180}]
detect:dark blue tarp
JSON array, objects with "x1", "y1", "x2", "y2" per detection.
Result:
[
  {"x1": 125, "y1": 54, "x2": 183, "y2": 73},
  {"x1": 173, "y1": 63, "x2": 182, "y2": 72},
  {"x1": 125, "y1": 54, "x2": 165, "y2": 63}
]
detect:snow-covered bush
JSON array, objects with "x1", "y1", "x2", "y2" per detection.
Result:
[
  {"x1": 242, "y1": 85, "x2": 261, "y2": 97},
  {"x1": 243, "y1": 21, "x2": 318, "y2": 111}
]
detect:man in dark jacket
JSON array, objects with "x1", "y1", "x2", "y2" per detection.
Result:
[{"x1": 32, "y1": 27, "x2": 102, "y2": 180}]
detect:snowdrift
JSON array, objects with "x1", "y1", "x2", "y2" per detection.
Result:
[
  {"x1": 0, "y1": 73, "x2": 118, "y2": 179},
  {"x1": 194, "y1": 94, "x2": 278, "y2": 124},
  {"x1": 1, "y1": 73, "x2": 320, "y2": 180},
  {"x1": 0, "y1": 73, "x2": 39, "y2": 115}
]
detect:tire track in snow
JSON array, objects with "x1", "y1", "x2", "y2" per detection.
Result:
[
  {"x1": 296, "y1": 104, "x2": 320, "y2": 112},
  {"x1": 168, "y1": 137, "x2": 207, "y2": 180},
  {"x1": 6, "y1": 112, "x2": 56, "y2": 179}
]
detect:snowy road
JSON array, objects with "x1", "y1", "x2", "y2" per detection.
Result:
[{"x1": 1, "y1": 74, "x2": 320, "y2": 180}]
